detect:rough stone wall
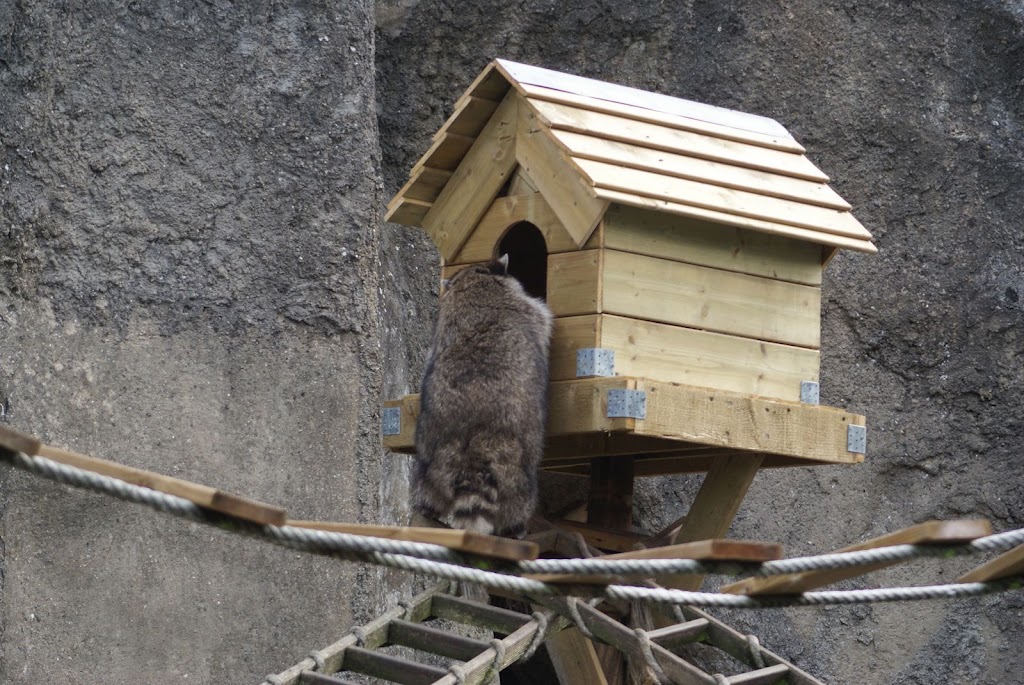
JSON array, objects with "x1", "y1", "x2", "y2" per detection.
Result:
[
  {"x1": 0, "y1": 2, "x2": 382, "y2": 683},
  {"x1": 376, "y1": 1, "x2": 1024, "y2": 683}
]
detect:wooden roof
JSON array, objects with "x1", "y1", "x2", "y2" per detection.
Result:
[{"x1": 386, "y1": 59, "x2": 876, "y2": 261}]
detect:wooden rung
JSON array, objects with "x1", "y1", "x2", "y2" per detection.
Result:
[
  {"x1": 387, "y1": 619, "x2": 490, "y2": 662},
  {"x1": 341, "y1": 646, "x2": 448, "y2": 685},
  {"x1": 646, "y1": 619, "x2": 710, "y2": 650},
  {"x1": 287, "y1": 520, "x2": 539, "y2": 561},
  {"x1": 726, "y1": 664, "x2": 791, "y2": 684},
  {"x1": 298, "y1": 672, "x2": 364, "y2": 685},
  {"x1": 430, "y1": 594, "x2": 531, "y2": 635},
  {"x1": 532, "y1": 539, "x2": 783, "y2": 584},
  {"x1": 0, "y1": 425, "x2": 286, "y2": 526},
  {"x1": 958, "y1": 544, "x2": 1024, "y2": 583},
  {"x1": 723, "y1": 519, "x2": 992, "y2": 596}
]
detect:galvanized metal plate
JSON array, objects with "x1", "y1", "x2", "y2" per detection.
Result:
[
  {"x1": 800, "y1": 380, "x2": 820, "y2": 405},
  {"x1": 847, "y1": 425, "x2": 867, "y2": 454},
  {"x1": 576, "y1": 348, "x2": 615, "y2": 377},
  {"x1": 607, "y1": 389, "x2": 647, "y2": 420},
  {"x1": 382, "y1": 407, "x2": 402, "y2": 436}
]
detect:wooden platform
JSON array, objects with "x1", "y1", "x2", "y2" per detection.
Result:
[{"x1": 383, "y1": 376, "x2": 865, "y2": 473}]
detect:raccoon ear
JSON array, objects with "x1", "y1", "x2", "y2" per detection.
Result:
[{"x1": 497, "y1": 253, "x2": 510, "y2": 273}]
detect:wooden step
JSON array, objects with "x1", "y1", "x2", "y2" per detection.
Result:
[
  {"x1": 647, "y1": 619, "x2": 710, "y2": 651},
  {"x1": 430, "y1": 593, "x2": 532, "y2": 635},
  {"x1": 726, "y1": 663, "x2": 791, "y2": 684},
  {"x1": 387, "y1": 619, "x2": 490, "y2": 661},
  {"x1": 341, "y1": 646, "x2": 448, "y2": 685}
]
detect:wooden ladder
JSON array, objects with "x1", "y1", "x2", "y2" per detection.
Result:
[{"x1": 264, "y1": 583, "x2": 564, "y2": 685}]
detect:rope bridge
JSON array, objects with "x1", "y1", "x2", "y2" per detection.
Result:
[{"x1": 1, "y1": 426, "x2": 1022, "y2": 685}]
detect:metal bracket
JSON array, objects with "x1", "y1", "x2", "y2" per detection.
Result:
[
  {"x1": 576, "y1": 348, "x2": 615, "y2": 377},
  {"x1": 607, "y1": 389, "x2": 647, "y2": 420},
  {"x1": 847, "y1": 425, "x2": 867, "y2": 454},
  {"x1": 800, "y1": 380, "x2": 820, "y2": 405},
  {"x1": 381, "y1": 407, "x2": 401, "y2": 436}
]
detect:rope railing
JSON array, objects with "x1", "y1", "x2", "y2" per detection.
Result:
[{"x1": 2, "y1": 448, "x2": 1022, "y2": 610}]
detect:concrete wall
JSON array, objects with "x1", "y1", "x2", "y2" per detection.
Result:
[
  {"x1": 376, "y1": 1, "x2": 1024, "y2": 683},
  {"x1": 0, "y1": 3, "x2": 384, "y2": 682}
]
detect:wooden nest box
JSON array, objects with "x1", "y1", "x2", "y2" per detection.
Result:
[{"x1": 382, "y1": 60, "x2": 875, "y2": 482}]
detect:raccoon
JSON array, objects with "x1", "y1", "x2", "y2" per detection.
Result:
[{"x1": 412, "y1": 254, "x2": 552, "y2": 539}]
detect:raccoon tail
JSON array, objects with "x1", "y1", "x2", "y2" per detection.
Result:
[{"x1": 450, "y1": 468, "x2": 499, "y2": 535}]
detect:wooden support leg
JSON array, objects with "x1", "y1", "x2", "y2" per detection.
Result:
[
  {"x1": 587, "y1": 457, "x2": 635, "y2": 529},
  {"x1": 649, "y1": 453, "x2": 765, "y2": 591}
]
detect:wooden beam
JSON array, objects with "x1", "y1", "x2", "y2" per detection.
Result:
[
  {"x1": 421, "y1": 91, "x2": 519, "y2": 261},
  {"x1": 547, "y1": 628, "x2": 610, "y2": 685},
  {"x1": 433, "y1": 96, "x2": 500, "y2": 140},
  {"x1": 0, "y1": 425, "x2": 286, "y2": 525},
  {"x1": 517, "y1": 101, "x2": 608, "y2": 247},
  {"x1": 723, "y1": 519, "x2": 993, "y2": 596},
  {"x1": 649, "y1": 454, "x2": 765, "y2": 592},
  {"x1": 959, "y1": 544, "x2": 1024, "y2": 583},
  {"x1": 287, "y1": 520, "x2": 539, "y2": 561},
  {"x1": 384, "y1": 197, "x2": 432, "y2": 227}
]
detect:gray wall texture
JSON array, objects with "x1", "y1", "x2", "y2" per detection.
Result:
[{"x1": 1, "y1": 0, "x2": 1022, "y2": 683}]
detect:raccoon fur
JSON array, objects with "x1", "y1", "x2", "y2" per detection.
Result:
[{"x1": 412, "y1": 254, "x2": 552, "y2": 539}]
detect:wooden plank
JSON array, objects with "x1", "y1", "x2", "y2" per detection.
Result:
[
  {"x1": 497, "y1": 59, "x2": 793, "y2": 141},
  {"x1": 434, "y1": 96, "x2": 500, "y2": 140},
  {"x1": 634, "y1": 379, "x2": 865, "y2": 464},
  {"x1": 646, "y1": 619, "x2": 710, "y2": 651},
  {"x1": 652, "y1": 454, "x2": 765, "y2": 592},
  {"x1": 384, "y1": 197, "x2": 432, "y2": 227},
  {"x1": 429, "y1": 593, "x2": 531, "y2": 635},
  {"x1": 601, "y1": 250, "x2": 822, "y2": 349},
  {"x1": 598, "y1": 314, "x2": 820, "y2": 401},
  {"x1": 516, "y1": 102, "x2": 608, "y2": 246},
  {"x1": 341, "y1": 645, "x2": 447, "y2": 685},
  {"x1": 381, "y1": 396, "x2": 418, "y2": 453},
  {"x1": 598, "y1": 189, "x2": 877, "y2": 254},
  {"x1": 553, "y1": 130, "x2": 850, "y2": 210},
  {"x1": 545, "y1": 432, "x2": 687, "y2": 462},
  {"x1": 19, "y1": 438, "x2": 288, "y2": 525},
  {"x1": 532, "y1": 539, "x2": 781, "y2": 584},
  {"x1": 546, "y1": 250, "x2": 603, "y2": 318},
  {"x1": 401, "y1": 167, "x2": 453, "y2": 203},
  {"x1": 387, "y1": 619, "x2": 489, "y2": 661},
  {"x1": 723, "y1": 519, "x2": 993, "y2": 596},
  {"x1": 0, "y1": 424, "x2": 42, "y2": 456},
  {"x1": 959, "y1": 544, "x2": 1024, "y2": 583},
  {"x1": 578, "y1": 158, "x2": 868, "y2": 241},
  {"x1": 454, "y1": 61, "x2": 510, "y2": 109},
  {"x1": 602, "y1": 203, "x2": 824, "y2": 287},
  {"x1": 415, "y1": 131, "x2": 476, "y2": 172},
  {"x1": 452, "y1": 192, "x2": 577, "y2": 264},
  {"x1": 549, "y1": 314, "x2": 602, "y2": 381},
  {"x1": 287, "y1": 520, "x2": 539, "y2": 561},
  {"x1": 516, "y1": 82, "x2": 805, "y2": 153},
  {"x1": 422, "y1": 92, "x2": 519, "y2": 261},
  {"x1": 506, "y1": 165, "x2": 539, "y2": 195},
  {"x1": 547, "y1": 628, "x2": 611, "y2": 685},
  {"x1": 528, "y1": 99, "x2": 826, "y2": 183},
  {"x1": 546, "y1": 377, "x2": 637, "y2": 436},
  {"x1": 726, "y1": 664, "x2": 791, "y2": 685}
]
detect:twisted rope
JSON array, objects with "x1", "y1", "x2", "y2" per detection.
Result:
[{"x1": 4, "y1": 450, "x2": 1024, "y2": 609}]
